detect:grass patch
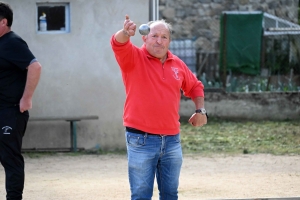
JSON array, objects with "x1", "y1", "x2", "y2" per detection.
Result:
[
  {"x1": 23, "y1": 119, "x2": 300, "y2": 157},
  {"x1": 180, "y1": 118, "x2": 300, "y2": 155}
]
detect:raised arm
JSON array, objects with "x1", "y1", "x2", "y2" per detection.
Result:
[{"x1": 115, "y1": 15, "x2": 137, "y2": 43}]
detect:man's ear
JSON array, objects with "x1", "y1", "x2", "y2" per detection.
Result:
[
  {"x1": 142, "y1": 35, "x2": 147, "y2": 42},
  {"x1": 1, "y1": 18, "x2": 7, "y2": 27}
]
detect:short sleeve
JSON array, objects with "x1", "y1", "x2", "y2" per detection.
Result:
[{"x1": 6, "y1": 37, "x2": 36, "y2": 70}]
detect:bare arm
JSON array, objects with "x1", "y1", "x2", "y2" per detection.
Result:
[
  {"x1": 188, "y1": 96, "x2": 207, "y2": 127},
  {"x1": 114, "y1": 15, "x2": 136, "y2": 43},
  {"x1": 192, "y1": 96, "x2": 205, "y2": 109},
  {"x1": 19, "y1": 61, "x2": 42, "y2": 113}
]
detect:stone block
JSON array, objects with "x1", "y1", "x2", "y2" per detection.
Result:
[
  {"x1": 199, "y1": 0, "x2": 211, "y2": 3},
  {"x1": 162, "y1": 7, "x2": 176, "y2": 19}
]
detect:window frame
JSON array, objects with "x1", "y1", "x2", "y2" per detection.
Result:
[{"x1": 36, "y1": 2, "x2": 70, "y2": 34}]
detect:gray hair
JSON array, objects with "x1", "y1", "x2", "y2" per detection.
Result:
[{"x1": 147, "y1": 19, "x2": 173, "y2": 39}]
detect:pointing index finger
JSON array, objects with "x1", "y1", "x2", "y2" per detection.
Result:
[{"x1": 125, "y1": 15, "x2": 129, "y2": 20}]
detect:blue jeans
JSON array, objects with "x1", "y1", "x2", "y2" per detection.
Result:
[{"x1": 125, "y1": 130, "x2": 183, "y2": 200}]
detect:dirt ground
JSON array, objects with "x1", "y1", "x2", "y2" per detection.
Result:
[{"x1": 0, "y1": 154, "x2": 299, "y2": 200}]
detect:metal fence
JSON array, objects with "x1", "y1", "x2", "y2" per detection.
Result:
[{"x1": 169, "y1": 39, "x2": 197, "y2": 73}]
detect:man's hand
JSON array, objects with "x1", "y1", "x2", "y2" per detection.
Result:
[
  {"x1": 19, "y1": 97, "x2": 32, "y2": 113},
  {"x1": 115, "y1": 15, "x2": 137, "y2": 43},
  {"x1": 123, "y1": 15, "x2": 136, "y2": 37},
  {"x1": 188, "y1": 113, "x2": 207, "y2": 127}
]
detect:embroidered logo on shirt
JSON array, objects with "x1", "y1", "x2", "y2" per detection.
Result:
[
  {"x1": 2, "y1": 126, "x2": 12, "y2": 134},
  {"x1": 171, "y1": 67, "x2": 180, "y2": 80}
]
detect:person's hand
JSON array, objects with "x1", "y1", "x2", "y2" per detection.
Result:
[
  {"x1": 123, "y1": 15, "x2": 136, "y2": 37},
  {"x1": 19, "y1": 97, "x2": 32, "y2": 113},
  {"x1": 188, "y1": 113, "x2": 207, "y2": 127}
]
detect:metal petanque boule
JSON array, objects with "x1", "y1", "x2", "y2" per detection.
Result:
[{"x1": 139, "y1": 24, "x2": 150, "y2": 35}]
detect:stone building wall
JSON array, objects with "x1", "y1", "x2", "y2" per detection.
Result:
[{"x1": 159, "y1": 0, "x2": 299, "y2": 51}]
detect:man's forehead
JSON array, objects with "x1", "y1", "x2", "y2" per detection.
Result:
[
  {"x1": 150, "y1": 23, "x2": 169, "y2": 33},
  {"x1": 150, "y1": 22, "x2": 168, "y2": 29}
]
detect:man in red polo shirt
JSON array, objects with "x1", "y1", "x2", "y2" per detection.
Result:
[{"x1": 111, "y1": 15, "x2": 207, "y2": 200}]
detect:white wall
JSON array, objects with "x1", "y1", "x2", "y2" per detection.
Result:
[{"x1": 6, "y1": 0, "x2": 149, "y2": 150}]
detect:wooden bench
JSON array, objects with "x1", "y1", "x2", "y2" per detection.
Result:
[{"x1": 29, "y1": 115, "x2": 99, "y2": 152}]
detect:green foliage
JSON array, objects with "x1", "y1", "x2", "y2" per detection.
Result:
[
  {"x1": 201, "y1": 73, "x2": 299, "y2": 92},
  {"x1": 180, "y1": 118, "x2": 300, "y2": 155}
]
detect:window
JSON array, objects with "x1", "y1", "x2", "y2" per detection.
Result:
[{"x1": 37, "y1": 2, "x2": 70, "y2": 33}]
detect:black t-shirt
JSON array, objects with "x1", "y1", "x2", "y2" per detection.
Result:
[{"x1": 0, "y1": 31, "x2": 36, "y2": 109}]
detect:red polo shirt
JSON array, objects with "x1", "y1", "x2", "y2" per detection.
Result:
[{"x1": 111, "y1": 35, "x2": 204, "y2": 135}]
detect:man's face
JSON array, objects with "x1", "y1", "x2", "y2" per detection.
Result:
[{"x1": 143, "y1": 22, "x2": 171, "y2": 59}]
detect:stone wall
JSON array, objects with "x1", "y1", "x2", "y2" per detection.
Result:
[
  {"x1": 159, "y1": 0, "x2": 299, "y2": 51},
  {"x1": 180, "y1": 92, "x2": 300, "y2": 121}
]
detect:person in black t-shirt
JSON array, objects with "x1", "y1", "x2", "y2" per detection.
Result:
[{"x1": 0, "y1": 2, "x2": 42, "y2": 200}]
